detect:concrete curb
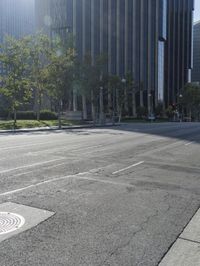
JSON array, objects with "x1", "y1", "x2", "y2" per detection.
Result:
[
  {"x1": 0, "y1": 123, "x2": 121, "y2": 134},
  {"x1": 159, "y1": 207, "x2": 200, "y2": 266}
]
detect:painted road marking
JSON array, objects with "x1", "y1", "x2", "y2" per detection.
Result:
[
  {"x1": 112, "y1": 161, "x2": 144, "y2": 175},
  {"x1": 0, "y1": 168, "x2": 135, "y2": 197},
  {"x1": 0, "y1": 141, "x2": 56, "y2": 151},
  {"x1": 0, "y1": 158, "x2": 66, "y2": 175},
  {"x1": 185, "y1": 142, "x2": 193, "y2": 146}
]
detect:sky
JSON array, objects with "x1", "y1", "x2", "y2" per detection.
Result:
[{"x1": 194, "y1": 0, "x2": 200, "y2": 22}]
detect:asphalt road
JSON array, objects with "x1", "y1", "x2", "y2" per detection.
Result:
[{"x1": 0, "y1": 122, "x2": 200, "y2": 266}]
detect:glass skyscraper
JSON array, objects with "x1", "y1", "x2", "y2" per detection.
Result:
[
  {"x1": 0, "y1": 0, "x2": 35, "y2": 74},
  {"x1": 35, "y1": 0, "x2": 194, "y2": 110},
  {"x1": 0, "y1": 0, "x2": 35, "y2": 42},
  {"x1": 192, "y1": 21, "x2": 200, "y2": 83},
  {"x1": 165, "y1": 0, "x2": 194, "y2": 105}
]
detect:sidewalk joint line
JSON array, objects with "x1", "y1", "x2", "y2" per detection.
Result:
[{"x1": 179, "y1": 237, "x2": 200, "y2": 245}]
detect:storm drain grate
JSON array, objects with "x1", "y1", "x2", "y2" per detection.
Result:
[{"x1": 0, "y1": 212, "x2": 25, "y2": 235}]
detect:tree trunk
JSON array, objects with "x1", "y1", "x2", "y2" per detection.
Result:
[
  {"x1": 13, "y1": 108, "x2": 17, "y2": 130},
  {"x1": 140, "y1": 90, "x2": 144, "y2": 107},
  {"x1": 82, "y1": 94, "x2": 87, "y2": 120},
  {"x1": 58, "y1": 100, "x2": 62, "y2": 130},
  {"x1": 116, "y1": 89, "x2": 120, "y2": 119},
  {"x1": 73, "y1": 88, "x2": 78, "y2": 111},
  {"x1": 124, "y1": 88, "x2": 129, "y2": 115},
  {"x1": 36, "y1": 99, "x2": 41, "y2": 121},
  {"x1": 99, "y1": 87, "x2": 104, "y2": 125},
  {"x1": 35, "y1": 89, "x2": 41, "y2": 121},
  {"x1": 68, "y1": 91, "x2": 72, "y2": 111},
  {"x1": 189, "y1": 108, "x2": 192, "y2": 122},
  {"x1": 91, "y1": 90, "x2": 96, "y2": 125},
  {"x1": 108, "y1": 89, "x2": 112, "y2": 118},
  {"x1": 112, "y1": 88, "x2": 116, "y2": 125},
  {"x1": 118, "y1": 105, "x2": 122, "y2": 123},
  {"x1": 132, "y1": 91, "x2": 136, "y2": 117},
  {"x1": 148, "y1": 93, "x2": 151, "y2": 116}
]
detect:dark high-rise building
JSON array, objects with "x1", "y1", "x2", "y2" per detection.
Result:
[
  {"x1": 0, "y1": 0, "x2": 35, "y2": 42},
  {"x1": 192, "y1": 21, "x2": 200, "y2": 83},
  {"x1": 35, "y1": 0, "x2": 194, "y2": 111},
  {"x1": 166, "y1": 0, "x2": 194, "y2": 105}
]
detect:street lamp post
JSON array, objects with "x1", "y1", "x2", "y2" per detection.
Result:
[
  {"x1": 178, "y1": 94, "x2": 183, "y2": 122},
  {"x1": 148, "y1": 93, "x2": 152, "y2": 116},
  {"x1": 121, "y1": 78, "x2": 127, "y2": 116}
]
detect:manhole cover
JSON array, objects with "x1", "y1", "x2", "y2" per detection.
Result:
[{"x1": 0, "y1": 212, "x2": 25, "y2": 235}]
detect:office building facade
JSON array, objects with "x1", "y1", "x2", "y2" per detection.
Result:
[
  {"x1": 35, "y1": 0, "x2": 194, "y2": 111},
  {"x1": 166, "y1": 0, "x2": 194, "y2": 105},
  {"x1": 0, "y1": 0, "x2": 35, "y2": 73},
  {"x1": 0, "y1": 0, "x2": 35, "y2": 41},
  {"x1": 192, "y1": 21, "x2": 200, "y2": 83}
]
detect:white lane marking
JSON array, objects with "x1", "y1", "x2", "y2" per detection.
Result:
[
  {"x1": 0, "y1": 163, "x2": 68, "y2": 180},
  {"x1": 185, "y1": 142, "x2": 193, "y2": 146},
  {"x1": 0, "y1": 134, "x2": 96, "y2": 151},
  {"x1": 112, "y1": 161, "x2": 144, "y2": 175},
  {"x1": 0, "y1": 158, "x2": 66, "y2": 175},
  {"x1": 0, "y1": 184, "x2": 37, "y2": 196},
  {"x1": 0, "y1": 141, "x2": 56, "y2": 151},
  {"x1": 26, "y1": 144, "x2": 104, "y2": 156},
  {"x1": 0, "y1": 170, "x2": 135, "y2": 197}
]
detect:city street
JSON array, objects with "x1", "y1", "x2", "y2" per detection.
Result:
[{"x1": 0, "y1": 122, "x2": 200, "y2": 266}]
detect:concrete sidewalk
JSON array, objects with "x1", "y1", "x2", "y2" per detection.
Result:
[
  {"x1": 0, "y1": 123, "x2": 120, "y2": 134},
  {"x1": 159, "y1": 208, "x2": 200, "y2": 265}
]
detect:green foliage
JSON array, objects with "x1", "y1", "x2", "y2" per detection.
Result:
[
  {"x1": 45, "y1": 40, "x2": 75, "y2": 101},
  {"x1": 0, "y1": 35, "x2": 33, "y2": 117},
  {"x1": 180, "y1": 83, "x2": 200, "y2": 120},
  {"x1": 136, "y1": 106, "x2": 148, "y2": 118},
  {"x1": 0, "y1": 119, "x2": 85, "y2": 130},
  {"x1": 73, "y1": 54, "x2": 108, "y2": 98},
  {"x1": 125, "y1": 72, "x2": 135, "y2": 93},
  {"x1": 8, "y1": 110, "x2": 57, "y2": 120},
  {"x1": 40, "y1": 110, "x2": 57, "y2": 120},
  {"x1": 12, "y1": 111, "x2": 36, "y2": 120},
  {"x1": 155, "y1": 103, "x2": 164, "y2": 117},
  {"x1": 165, "y1": 106, "x2": 174, "y2": 118},
  {"x1": 44, "y1": 37, "x2": 76, "y2": 128},
  {"x1": 28, "y1": 33, "x2": 52, "y2": 120},
  {"x1": 181, "y1": 83, "x2": 200, "y2": 108}
]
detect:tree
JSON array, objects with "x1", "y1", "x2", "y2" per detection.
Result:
[
  {"x1": 165, "y1": 105, "x2": 174, "y2": 120},
  {"x1": 108, "y1": 75, "x2": 126, "y2": 122},
  {"x1": 0, "y1": 36, "x2": 32, "y2": 128},
  {"x1": 108, "y1": 75, "x2": 120, "y2": 122},
  {"x1": 136, "y1": 106, "x2": 148, "y2": 119},
  {"x1": 125, "y1": 72, "x2": 136, "y2": 117},
  {"x1": 73, "y1": 54, "x2": 93, "y2": 120},
  {"x1": 73, "y1": 54, "x2": 108, "y2": 124},
  {"x1": 45, "y1": 38, "x2": 75, "y2": 129},
  {"x1": 29, "y1": 33, "x2": 51, "y2": 120},
  {"x1": 180, "y1": 83, "x2": 200, "y2": 121}
]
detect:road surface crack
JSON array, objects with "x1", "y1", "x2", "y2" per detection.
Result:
[{"x1": 99, "y1": 210, "x2": 159, "y2": 266}]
